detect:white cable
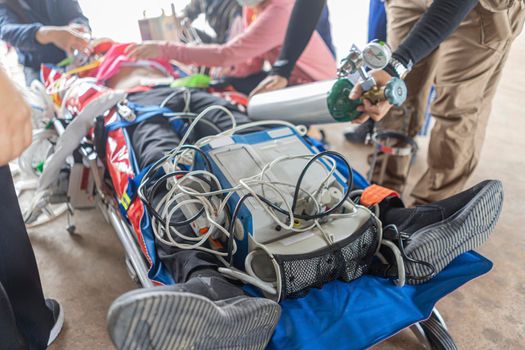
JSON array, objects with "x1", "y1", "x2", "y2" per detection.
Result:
[
  {"x1": 150, "y1": 169, "x2": 239, "y2": 256},
  {"x1": 169, "y1": 105, "x2": 237, "y2": 156},
  {"x1": 254, "y1": 154, "x2": 337, "y2": 205},
  {"x1": 149, "y1": 151, "x2": 347, "y2": 255},
  {"x1": 152, "y1": 189, "x2": 238, "y2": 257},
  {"x1": 140, "y1": 103, "x2": 359, "y2": 269}
]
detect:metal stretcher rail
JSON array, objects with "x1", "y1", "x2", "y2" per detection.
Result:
[{"x1": 107, "y1": 205, "x2": 154, "y2": 288}]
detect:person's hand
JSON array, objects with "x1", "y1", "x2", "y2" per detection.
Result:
[
  {"x1": 125, "y1": 42, "x2": 165, "y2": 61},
  {"x1": 0, "y1": 69, "x2": 33, "y2": 166},
  {"x1": 178, "y1": 16, "x2": 193, "y2": 26},
  {"x1": 249, "y1": 75, "x2": 288, "y2": 97},
  {"x1": 349, "y1": 69, "x2": 394, "y2": 124},
  {"x1": 36, "y1": 26, "x2": 89, "y2": 56},
  {"x1": 68, "y1": 22, "x2": 91, "y2": 35}
]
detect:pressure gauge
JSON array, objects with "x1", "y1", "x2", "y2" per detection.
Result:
[{"x1": 362, "y1": 41, "x2": 392, "y2": 70}]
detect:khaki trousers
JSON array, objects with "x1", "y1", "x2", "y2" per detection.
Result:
[{"x1": 375, "y1": 0, "x2": 525, "y2": 203}]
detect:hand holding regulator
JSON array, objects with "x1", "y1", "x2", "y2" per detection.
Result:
[
  {"x1": 248, "y1": 41, "x2": 408, "y2": 124},
  {"x1": 329, "y1": 41, "x2": 407, "y2": 121}
]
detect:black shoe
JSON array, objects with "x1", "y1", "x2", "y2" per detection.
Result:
[
  {"x1": 375, "y1": 180, "x2": 504, "y2": 284},
  {"x1": 107, "y1": 273, "x2": 281, "y2": 350},
  {"x1": 45, "y1": 298, "x2": 64, "y2": 346},
  {"x1": 344, "y1": 119, "x2": 374, "y2": 144}
]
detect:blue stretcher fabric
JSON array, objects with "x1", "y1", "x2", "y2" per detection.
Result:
[{"x1": 268, "y1": 251, "x2": 492, "y2": 350}]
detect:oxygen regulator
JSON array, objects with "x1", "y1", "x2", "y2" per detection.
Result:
[{"x1": 327, "y1": 40, "x2": 408, "y2": 121}]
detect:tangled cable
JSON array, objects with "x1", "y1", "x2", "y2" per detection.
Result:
[{"x1": 136, "y1": 103, "x2": 363, "y2": 268}]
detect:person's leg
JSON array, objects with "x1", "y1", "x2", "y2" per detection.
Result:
[
  {"x1": 0, "y1": 281, "x2": 28, "y2": 350},
  {"x1": 344, "y1": 0, "x2": 387, "y2": 145},
  {"x1": 372, "y1": 179, "x2": 504, "y2": 284},
  {"x1": 371, "y1": 0, "x2": 439, "y2": 192},
  {"x1": 130, "y1": 116, "x2": 182, "y2": 170},
  {"x1": 380, "y1": 0, "x2": 438, "y2": 137},
  {"x1": 0, "y1": 166, "x2": 54, "y2": 349},
  {"x1": 109, "y1": 94, "x2": 280, "y2": 349},
  {"x1": 128, "y1": 87, "x2": 255, "y2": 143},
  {"x1": 368, "y1": 0, "x2": 387, "y2": 42},
  {"x1": 315, "y1": 5, "x2": 336, "y2": 57},
  {"x1": 107, "y1": 282, "x2": 280, "y2": 350},
  {"x1": 128, "y1": 89, "x2": 254, "y2": 282},
  {"x1": 411, "y1": 3, "x2": 525, "y2": 203}
]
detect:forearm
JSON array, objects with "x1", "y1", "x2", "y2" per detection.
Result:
[
  {"x1": 393, "y1": 0, "x2": 479, "y2": 67},
  {"x1": 271, "y1": 0, "x2": 326, "y2": 79},
  {"x1": 0, "y1": 23, "x2": 44, "y2": 51},
  {"x1": 161, "y1": 6, "x2": 285, "y2": 68},
  {"x1": 161, "y1": 43, "x2": 250, "y2": 67}
]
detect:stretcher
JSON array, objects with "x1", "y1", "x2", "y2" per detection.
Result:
[{"x1": 18, "y1": 48, "x2": 493, "y2": 350}]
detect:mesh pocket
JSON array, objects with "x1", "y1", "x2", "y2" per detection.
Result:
[{"x1": 274, "y1": 219, "x2": 379, "y2": 299}]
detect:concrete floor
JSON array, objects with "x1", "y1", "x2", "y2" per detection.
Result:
[{"x1": 21, "y1": 33, "x2": 525, "y2": 350}]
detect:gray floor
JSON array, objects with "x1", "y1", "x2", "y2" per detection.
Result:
[{"x1": 23, "y1": 33, "x2": 525, "y2": 350}]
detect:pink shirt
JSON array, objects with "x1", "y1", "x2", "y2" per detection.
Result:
[{"x1": 160, "y1": 0, "x2": 336, "y2": 85}]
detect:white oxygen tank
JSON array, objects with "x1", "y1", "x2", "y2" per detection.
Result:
[{"x1": 247, "y1": 80, "x2": 338, "y2": 125}]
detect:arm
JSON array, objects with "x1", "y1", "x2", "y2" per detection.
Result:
[
  {"x1": 0, "y1": 4, "x2": 88, "y2": 55},
  {"x1": 250, "y1": 0, "x2": 325, "y2": 95},
  {"x1": 164, "y1": 3, "x2": 291, "y2": 66},
  {"x1": 128, "y1": 3, "x2": 292, "y2": 68},
  {"x1": 352, "y1": 0, "x2": 480, "y2": 123},
  {"x1": 271, "y1": 0, "x2": 326, "y2": 79},
  {"x1": 0, "y1": 5, "x2": 44, "y2": 51},
  {"x1": 0, "y1": 66, "x2": 32, "y2": 166}
]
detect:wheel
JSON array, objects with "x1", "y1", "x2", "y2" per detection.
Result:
[
  {"x1": 419, "y1": 312, "x2": 457, "y2": 350},
  {"x1": 66, "y1": 225, "x2": 76, "y2": 235}
]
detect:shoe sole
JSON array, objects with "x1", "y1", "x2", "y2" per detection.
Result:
[
  {"x1": 107, "y1": 291, "x2": 281, "y2": 350},
  {"x1": 405, "y1": 180, "x2": 504, "y2": 284},
  {"x1": 47, "y1": 301, "x2": 65, "y2": 346}
]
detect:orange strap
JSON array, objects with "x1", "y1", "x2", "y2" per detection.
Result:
[{"x1": 360, "y1": 185, "x2": 399, "y2": 207}]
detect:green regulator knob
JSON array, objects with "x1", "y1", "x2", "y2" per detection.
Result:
[
  {"x1": 384, "y1": 77, "x2": 407, "y2": 107},
  {"x1": 326, "y1": 78, "x2": 363, "y2": 122},
  {"x1": 326, "y1": 77, "x2": 408, "y2": 122}
]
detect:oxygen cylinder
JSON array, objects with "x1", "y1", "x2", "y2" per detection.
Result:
[
  {"x1": 248, "y1": 77, "x2": 407, "y2": 125},
  {"x1": 248, "y1": 41, "x2": 409, "y2": 126},
  {"x1": 247, "y1": 79, "x2": 363, "y2": 125}
]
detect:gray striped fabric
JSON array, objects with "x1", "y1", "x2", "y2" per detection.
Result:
[
  {"x1": 405, "y1": 180, "x2": 504, "y2": 284},
  {"x1": 108, "y1": 291, "x2": 281, "y2": 350}
]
